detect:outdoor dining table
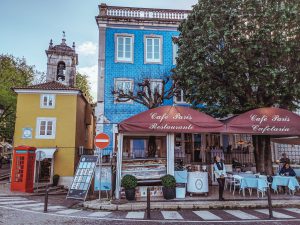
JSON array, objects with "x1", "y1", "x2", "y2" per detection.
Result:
[
  {"x1": 233, "y1": 174, "x2": 268, "y2": 197},
  {"x1": 271, "y1": 176, "x2": 300, "y2": 192}
]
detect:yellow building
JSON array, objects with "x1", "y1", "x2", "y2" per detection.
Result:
[
  {"x1": 13, "y1": 81, "x2": 94, "y2": 187},
  {"x1": 12, "y1": 37, "x2": 94, "y2": 187}
]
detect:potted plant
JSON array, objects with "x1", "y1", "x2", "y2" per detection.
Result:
[
  {"x1": 121, "y1": 175, "x2": 137, "y2": 201},
  {"x1": 52, "y1": 174, "x2": 60, "y2": 186},
  {"x1": 161, "y1": 174, "x2": 176, "y2": 199}
]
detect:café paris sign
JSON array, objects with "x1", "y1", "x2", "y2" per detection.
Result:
[
  {"x1": 251, "y1": 114, "x2": 290, "y2": 134},
  {"x1": 148, "y1": 112, "x2": 194, "y2": 130}
]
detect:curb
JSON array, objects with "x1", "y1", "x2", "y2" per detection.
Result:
[{"x1": 83, "y1": 200, "x2": 300, "y2": 211}]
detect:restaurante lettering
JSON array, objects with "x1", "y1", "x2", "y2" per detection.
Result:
[{"x1": 149, "y1": 123, "x2": 194, "y2": 130}]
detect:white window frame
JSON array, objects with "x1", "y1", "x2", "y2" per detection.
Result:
[
  {"x1": 144, "y1": 35, "x2": 163, "y2": 64},
  {"x1": 174, "y1": 89, "x2": 187, "y2": 104},
  {"x1": 115, "y1": 34, "x2": 134, "y2": 63},
  {"x1": 149, "y1": 79, "x2": 163, "y2": 96},
  {"x1": 172, "y1": 42, "x2": 179, "y2": 65},
  {"x1": 114, "y1": 78, "x2": 134, "y2": 104},
  {"x1": 144, "y1": 79, "x2": 163, "y2": 99},
  {"x1": 36, "y1": 117, "x2": 56, "y2": 139},
  {"x1": 40, "y1": 94, "x2": 55, "y2": 109}
]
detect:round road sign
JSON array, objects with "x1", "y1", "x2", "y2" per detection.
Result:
[{"x1": 94, "y1": 133, "x2": 110, "y2": 149}]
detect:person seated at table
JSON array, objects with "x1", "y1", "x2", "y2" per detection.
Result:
[
  {"x1": 213, "y1": 156, "x2": 226, "y2": 201},
  {"x1": 279, "y1": 163, "x2": 296, "y2": 177},
  {"x1": 279, "y1": 163, "x2": 296, "y2": 193},
  {"x1": 232, "y1": 158, "x2": 242, "y2": 169},
  {"x1": 280, "y1": 153, "x2": 290, "y2": 164}
]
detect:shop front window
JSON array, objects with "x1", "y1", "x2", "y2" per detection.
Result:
[{"x1": 122, "y1": 136, "x2": 166, "y2": 159}]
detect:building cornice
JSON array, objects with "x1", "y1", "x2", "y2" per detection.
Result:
[{"x1": 96, "y1": 4, "x2": 191, "y2": 28}]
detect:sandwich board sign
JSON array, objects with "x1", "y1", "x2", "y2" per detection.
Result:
[{"x1": 67, "y1": 155, "x2": 98, "y2": 200}]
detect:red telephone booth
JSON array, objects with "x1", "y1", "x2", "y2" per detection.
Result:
[{"x1": 10, "y1": 146, "x2": 36, "y2": 193}]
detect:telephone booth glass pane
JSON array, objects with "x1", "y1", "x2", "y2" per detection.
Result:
[{"x1": 15, "y1": 156, "x2": 25, "y2": 182}]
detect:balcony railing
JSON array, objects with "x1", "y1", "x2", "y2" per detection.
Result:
[{"x1": 99, "y1": 4, "x2": 190, "y2": 22}]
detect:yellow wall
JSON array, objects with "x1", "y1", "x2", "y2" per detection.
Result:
[{"x1": 14, "y1": 93, "x2": 77, "y2": 176}]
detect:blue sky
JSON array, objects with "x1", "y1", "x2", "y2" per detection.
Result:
[{"x1": 0, "y1": 0, "x2": 198, "y2": 98}]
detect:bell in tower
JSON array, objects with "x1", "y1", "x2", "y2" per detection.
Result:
[
  {"x1": 57, "y1": 61, "x2": 66, "y2": 82},
  {"x1": 45, "y1": 31, "x2": 78, "y2": 87}
]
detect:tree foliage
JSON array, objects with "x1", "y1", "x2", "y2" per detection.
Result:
[
  {"x1": 173, "y1": 0, "x2": 300, "y2": 117},
  {"x1": 173, "y1": 0, "x2": 300, "y2": 174},
  {"x1": 0, "y1": 55, "x2": 36, "y2": 141},
  {"x1": 75, "y1": 72, "x2": 93, "y2": 103}
]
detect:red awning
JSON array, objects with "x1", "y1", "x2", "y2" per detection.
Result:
[
  {"x1": 226, "y1": 107, "x2": 300, "y2": 135},
  {"x1": 118, "y1": 106, "x2": 225, "y2": 133}
]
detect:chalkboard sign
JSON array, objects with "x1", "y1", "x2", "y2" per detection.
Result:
[{"x1": 67, "y1": 155, "x2": 98, "y2": 200}]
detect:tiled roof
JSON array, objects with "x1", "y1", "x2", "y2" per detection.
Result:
[{"x1": 14, "y1": 81, "x2": 80, "y2": 91}]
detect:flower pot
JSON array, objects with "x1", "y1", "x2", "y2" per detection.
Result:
[
  {"x1": 52, "y1": 175, "x2": 60, "y2": 186},
  {"x1": 162, "y1": 187, "x2": 176, "y2": 200},
  {"x1": 125, "y1": 188, "x2": 136, "y2": 201}
]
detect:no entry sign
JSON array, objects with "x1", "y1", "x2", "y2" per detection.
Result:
[{"x1": 94, "y1": 133, "x2": 110, "y2": 149}]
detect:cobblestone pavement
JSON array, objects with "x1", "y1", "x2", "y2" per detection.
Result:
[{"x1": 1, "y1": 195, "x2": 300, "y2": 224}]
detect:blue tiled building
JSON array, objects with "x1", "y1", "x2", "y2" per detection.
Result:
[{"x1": 95, "y1": 4, "x2": 190, "y2": 154}]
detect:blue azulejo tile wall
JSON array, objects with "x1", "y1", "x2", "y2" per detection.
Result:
[{"x1": 102, "y1": 28, "x2": 179, "y2": 153}]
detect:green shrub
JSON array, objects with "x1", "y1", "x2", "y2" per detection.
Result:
[
  {"x1": 121, "y1": 175, "x2": 137, "y2": 189},
  {"x1": 161, "y1": 174, "x2": 176, "y2": 188}
]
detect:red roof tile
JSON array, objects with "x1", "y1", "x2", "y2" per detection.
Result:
[{"x1": 14, "y1": 81, "x2": 80, "y2": 91}]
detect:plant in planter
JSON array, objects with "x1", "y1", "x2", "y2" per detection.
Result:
[
  {"x1": 121, "y1": 175, "x2": 137, "y2": 201},
  {"x1": 161, "y1": 174, "x2": 176, "y2": 200},
  {"x1": 52, "y1": 174, "x2": 60, "y2": 186}
]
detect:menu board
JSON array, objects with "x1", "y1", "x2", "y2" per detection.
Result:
[{"x1": 67, "y1": 155, "x2": 98, "y2": 200}]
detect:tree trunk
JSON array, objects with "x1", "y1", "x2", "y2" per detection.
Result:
[
  {"x1": 264, "y1": 136, "x2": 273, "y2": 175},
  {"x1": 252, "y1": 135, "x2": 273, "y2": 175}
]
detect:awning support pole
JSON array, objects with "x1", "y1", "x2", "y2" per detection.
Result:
[
  {"x1": 115, "y1": 133, "x2": 123, "y2": 199},
  {"x1": 167, "y1": 133, "x2": 175, "y2": 176}
]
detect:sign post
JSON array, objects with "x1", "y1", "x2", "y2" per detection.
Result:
[{"x1": 94, "y1": 133, "x2": 110, "y2": 201}]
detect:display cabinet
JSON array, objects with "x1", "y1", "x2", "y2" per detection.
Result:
[{"x1": 122, "y1": 158, "x2": 167, "y2": 180}]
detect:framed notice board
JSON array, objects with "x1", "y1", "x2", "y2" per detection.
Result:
[
  {"x1": 67, "y1": 155, "x2": 98, "y2": 200},
  {"x1": 94, "y1": 166, "x2": 112, "y2": 191}
]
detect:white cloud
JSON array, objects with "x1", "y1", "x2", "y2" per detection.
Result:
[
  {"x1": 78, "y1": 64, "x2": 98, "y2": 101},
  {"x1": 77, "y1": 41, "x2": 97, "y2": 55}
]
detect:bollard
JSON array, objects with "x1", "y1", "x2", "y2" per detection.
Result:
[
  {"x1": 146, "y1": 187, "x2": 151, "y2": 219},
  {"x1": 267, "y1": 176, "x2": 273, "y2": 219},
  {"x1": 44, "y1": 185, "x2": 49, "y2": 213}
]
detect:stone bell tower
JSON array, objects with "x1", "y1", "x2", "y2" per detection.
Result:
[{"x1": 45, "y1": 32, "x2": 78, "y2": 87}]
